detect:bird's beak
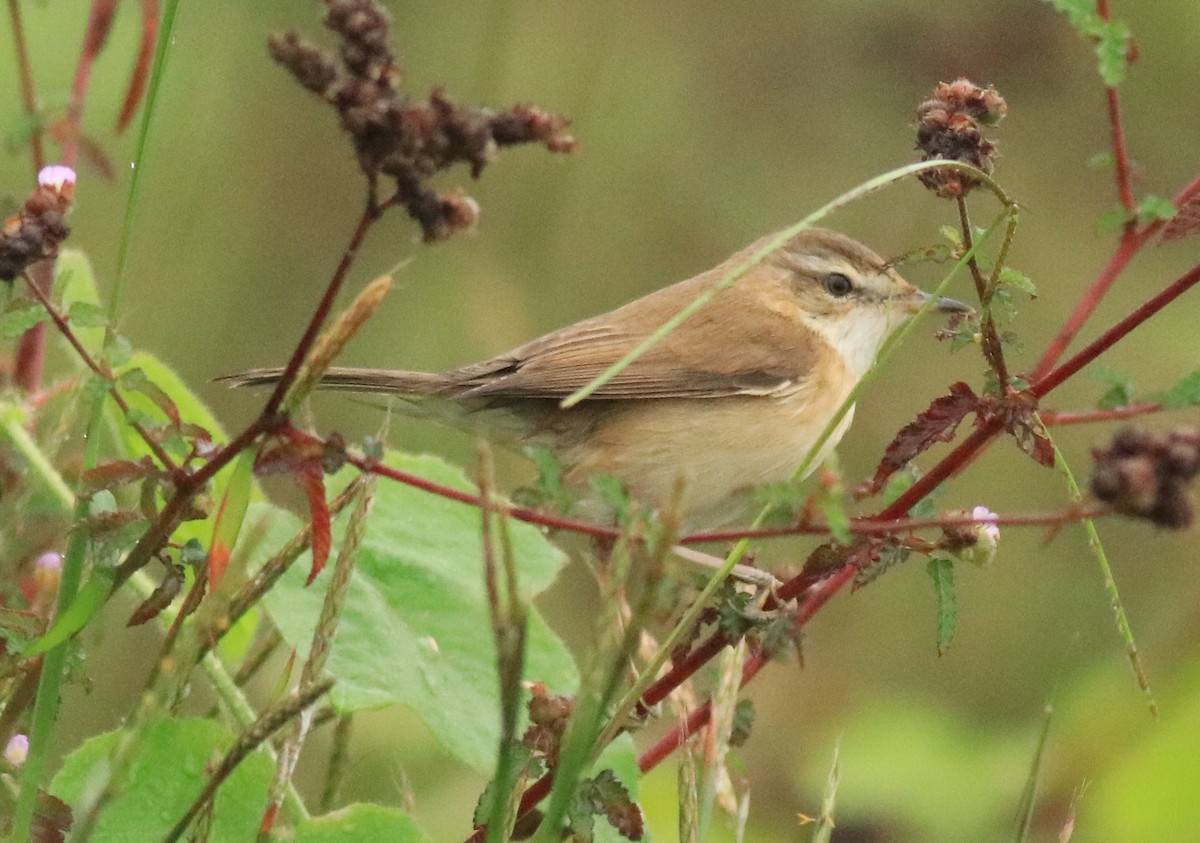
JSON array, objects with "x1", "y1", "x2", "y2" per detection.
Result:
[{"x1": 897, "y1": 289, "x2": 975, "y2": 316}]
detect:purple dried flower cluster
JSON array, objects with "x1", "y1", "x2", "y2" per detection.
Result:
[
  {"x1": 268, "y1": 0, "x2": 577, "y2": 241},
  {"x1": 1091, "y1": 427, "x2": 1199, "y2": 529},
  {"x1": 915, "y1": 78, "x2": 1007, "y2": 199}
]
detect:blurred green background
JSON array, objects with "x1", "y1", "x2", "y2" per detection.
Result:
[{"x1": 4, "y1": 1, "x2": 1200, "y2": 840}]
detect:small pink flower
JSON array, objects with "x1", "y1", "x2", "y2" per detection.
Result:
[
  {"x1": 37, "y1": 165, "x2": 77, "y2": 200},
  {"x1": 4, "y1": 734, "x2": 29, "y2": 766}
]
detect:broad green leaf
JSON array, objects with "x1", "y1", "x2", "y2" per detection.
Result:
[
  {"x1": 295, "y1": 804, "x2": 432, "y2": 843},
  {"x1": 50, "y1": 717, "x2": 274, "y2": 843},
  {"x1": 255, "y1": 452, "x2": 577, "y2": 773},
  {"x1": 67, "y1": 300, "x2": 109, "y2": 328},
  {"x1": 926, "y1": 556, "x2": 957, "y2": 656}
]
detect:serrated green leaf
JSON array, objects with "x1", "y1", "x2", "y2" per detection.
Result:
[
  {"x1": 254, "y1": 451, "x2": 577, "y2": 774},
  {"x1": 111, "y1": 351, "x2": 256, "y2": 548},
  {"x1": 0, "y1": 298, "x2": 48, "y2": 339},
  {"x1": 67, "y1": 299, "x2": 109, "y2": 327},
  {"x1": 997, "y1": 267, "x2": 1038, "y2": 297},
  {"x1": 1039, "y1": 0, "x2": 1092, "y2": 27},
  {"x1": 1152, "y1": 368, "x2": 1200, "y2": 409},
  {"x1": 1091, "y1": 366, "x2": 1135, "y2": 410},
  {"x1": 1137, "y1": 194, "x2": 1177, "y2": 224},
  {"x1": 49, "y1": 717, "x2": 274, "y2": 842},
  {"x1": 926, "y1": 556, "x2": 957, "y2": 656},
  {"x1": 1095, "y1": 19, "x2": 1131, "y2": 86},
  {"x1": 294, "y1": 804, "x2": 433, "y2": 843}
]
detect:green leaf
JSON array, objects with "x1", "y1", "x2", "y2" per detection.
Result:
[
  {"x1": 1095, "y1": 19, "x2": 1131, "y2": 87},
  {"x1": 254, "y1": 452, "x2": 577, "y2": 773},
  {"x1": 111, "y1": 351, "x2": 257, "y2": 548},
  {"x1": 1087, "y1": 150, "x2": 1116, "y2": 169},
  {"x1": 294, "y1": 804, "x2": 432, "y2": 843},
  {"x1": 1039, "y1": 1, "x2": 1130, "y2": 87},
  {"x1": 926, "y1": 556, "x2": 957, "y2": 656},
  {"x1": 1091, "y1": 366, "x2": 1135, "y2": 410},
  {"x1": 1151, "y1": 368, "x2": 1200, "y2": 409},
  {"x1": 55, "y1": 250, "x2": 107, "y2": 358},
  {"x1": 0, "y1": 298, "x2": 48, "y2": 339},
  {"x1": 997, "y1": 267, "x2": 1038, "y2": 297},
  {"x1": 1095, "y1": 207, "x2": 1132, "y2": 234},
  {"x1": 50, "y1": 717, "x2": 274, "y2": 842},
  {"x1": 1039, "y1": 0, "x2": 1092, "y2": 26},
  {"x1": 1137, "y1": 194, "x2": 1177, "y2": 224},
  {"x1": 67, "y1": 299, "x2": 109, "y2": 328}
]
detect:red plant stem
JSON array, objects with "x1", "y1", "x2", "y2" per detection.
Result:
[
  {"x1": 7, "y1": 0, "x2": 44, "y2": 173},
  {"x1": 13, "y1": 262, "x2": 53, "y2": 393},
  {"x1": 13, "y1": 2, "x2": 116, "y2": 394},
  {"x1": 261, "y1": 200, "x2": 388, "y2": 416},
  {"x1": 1032, "y1": 172, "x2": 1200, "y2": 381},
  {"x1": 684, "y1": 504, "x2": 1108, "y2": 545},
  {"x1": 1106, "y1": 86, "x2": 1136, "y2": 214},
  {"x1": 21, "y1": 269, "x2": 182, "y2": 476},
  {"x1": 1032, "y1": 261, "x2": 1200, "y2": 399},
  {"x1": 62, "y1": 0, "x2": 118, "y2": 169},
  {"x1": 1041, "y1": 402, "x2": 1162, "y2": 425}
]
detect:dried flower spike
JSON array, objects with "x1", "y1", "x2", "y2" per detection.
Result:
[
  {"x1": 269, "y1": 0, "x2": 576, "y2": 241},
  {"x1": 0, "y1": 166, "x2": 76, "y2": 281},
  {"x1": 915, "y1": 78, "x2": 1007, "y2": 199},
  {"x1": 1091, "y1": 426, "x2": 1199, "y2": 529}
]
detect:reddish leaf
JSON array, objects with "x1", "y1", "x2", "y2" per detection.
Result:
[
  {"x1": 30, "y1": 791, "x2": 73, "y2": 843},
  {"x1": 83, "y1": 510, "x2": 145, "y2": 536},
  {"x1": 867, "y1": 383, "x2": 979, "y2": 494},
  {"x1": 80, "y1": 457, "x2": 159, "y2": 494},
  {"x1": 126, "y1": 562, "x2": 183, "y2": 626},
  {"x1": 298, "y1": 459, "x2": 331, "y2": 584},
  {"x1": 1162, "y1": 193, "x2": 1200, "y2": 242},
  {"x1": 1006, "y1": 415, "x2": 1056, "y2": 467}
]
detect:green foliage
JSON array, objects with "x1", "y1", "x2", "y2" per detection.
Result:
[
  {"x1": 1151, "y1": 367, "x2": 1200, "y2": 409},
  {"x1": 294, "y1": 804, "x2": 432, "y2": 843},
  {"x1": 1040, "y1": 0, "x2": 1131, "y2": 85},
  {"x1": 254, "y1": 452, "x2": 577, "y2": 773},
  {"x1": 50, "y1": 718, "x2": 275, "y2": 842},
  {"x1": 1091, "y1": 365, "x2": 1135, "y2": 409},
  {"x1": 926, "y1": 556, "x2": 957, "y2": 656}
]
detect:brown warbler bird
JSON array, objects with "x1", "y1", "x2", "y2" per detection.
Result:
[{"x1": 224, "y1": 228, "x2": 970, "y2": 522}]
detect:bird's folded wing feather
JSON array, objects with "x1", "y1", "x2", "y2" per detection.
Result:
[{"x1": 446, "y1": 277, "x2": 823, "y2": 401}]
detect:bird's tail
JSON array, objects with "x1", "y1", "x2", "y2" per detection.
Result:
[{"x1": 217, "y1": 366, "x2": 449, "y2": 395}]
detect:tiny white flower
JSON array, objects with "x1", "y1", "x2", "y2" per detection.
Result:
[
  {"x1": 4, "y1": 734, "x2": 29, "y2": 767},
  {"x1": 965, "y1": 505, "x2": 1000, "y2": 566},
  {"x1": 37, "y1": 165, "x2": 77, "y2": 193}
]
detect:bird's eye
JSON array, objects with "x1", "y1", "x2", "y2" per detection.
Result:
[{"x1": 823, "y1": 272, "x2": 854, "y2": 297}]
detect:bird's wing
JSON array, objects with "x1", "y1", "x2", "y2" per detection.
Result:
[{"x1": 446, "y1": 272, "x2": 826, "y2": 401}]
